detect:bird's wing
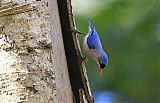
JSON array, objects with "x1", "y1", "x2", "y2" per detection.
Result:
[{"x1": 87, "y1": 28, "x2": 103, "y2": 50}]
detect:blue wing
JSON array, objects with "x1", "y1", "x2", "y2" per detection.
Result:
[
  {"x1": 87, "y1": 28, "x2": 103, "y2": 49},
  {"x1": 87, "y1": 18, "x2": 103, "y2": 49}
]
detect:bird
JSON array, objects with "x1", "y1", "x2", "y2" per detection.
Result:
[{"x1": 82, "y1": 18, "x2": 108, "y2": 76}]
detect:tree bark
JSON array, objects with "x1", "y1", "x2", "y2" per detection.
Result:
[
  {"x1": 0, "y1": 0, "x2": 72, "y2": 103},
  {"x1": 57, "y1": 0, "x2": 93, "y2": 102}
]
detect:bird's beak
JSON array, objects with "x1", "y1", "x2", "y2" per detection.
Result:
[{"x1": 99, "y1": 67, "x2": 103, "y2": 76}]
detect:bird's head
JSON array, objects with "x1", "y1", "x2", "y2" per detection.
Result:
[{"x1": 98, "y1": 50, "x2": 108, "y2": 76}]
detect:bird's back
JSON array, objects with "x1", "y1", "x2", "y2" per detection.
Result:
[
  {"x1": 83, "y1": 33, "x2": 99, "y2": 60},
  {"x1": 83, "y1": 19, "x2": 104, "y2": 61},
  {"x1": 83, "y1": 29, "x2": 102, "y2": 60}
]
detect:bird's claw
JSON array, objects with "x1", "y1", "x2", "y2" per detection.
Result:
[
  {"x1": 70, "y1": 28, "x2": 87, "y2": 35},
  {"x1": 89, "y1": 96, "x2": 94, "y2": 103},
  {"x1": 80, "y1": 56, "x2": 88, "y2": 62}
]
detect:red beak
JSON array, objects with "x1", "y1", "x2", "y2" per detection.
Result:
[{"x1": 99, "y1": 68, "x2": 103, "y2": 76}]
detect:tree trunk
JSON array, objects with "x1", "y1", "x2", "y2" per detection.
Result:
[
  {"x1": 57, "y1": 0, "x2": 94, "y2": 102},
  {"x1": 0, "y1": 0, "x2": 73, "y2": 102}
]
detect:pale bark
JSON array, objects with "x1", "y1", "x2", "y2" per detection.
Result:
[{"x1": 0, "y1": 0, "x2": 72, "y2": 103}]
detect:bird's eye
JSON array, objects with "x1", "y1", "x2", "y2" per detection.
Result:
[{"x1": 100, "y1": 64, "x2": 106, "y2": 69}]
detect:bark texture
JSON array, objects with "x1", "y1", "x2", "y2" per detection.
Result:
[
  {"x1": 0, "y1": 0, "x2": 72, "y2": 103},
  {"x1": 58, "y1": 0, "x2": 93, "y2": 102}
]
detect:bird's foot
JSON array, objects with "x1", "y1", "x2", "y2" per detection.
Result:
[
  {"x1": 89, "y1": 96, "x2": 94, "y2": 103},
  {"x1": 80, "y1": 56, "x2": 88, "y2": 62},
  {"x1": 70, "y1": 28, "x2": 87, "y2": 35}
]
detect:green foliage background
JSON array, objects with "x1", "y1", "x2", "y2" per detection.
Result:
[{"x1": 73, "y1": 0, "x2": 159, "y2": 103}]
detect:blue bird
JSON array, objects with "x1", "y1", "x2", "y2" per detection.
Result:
[{"x1": 83, "y1": 18, "x2": 108, "y2": 76}]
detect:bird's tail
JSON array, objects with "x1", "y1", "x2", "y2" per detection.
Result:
[{"x1": 87, "y1": 18, "x2": 93, "y2": 30}]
